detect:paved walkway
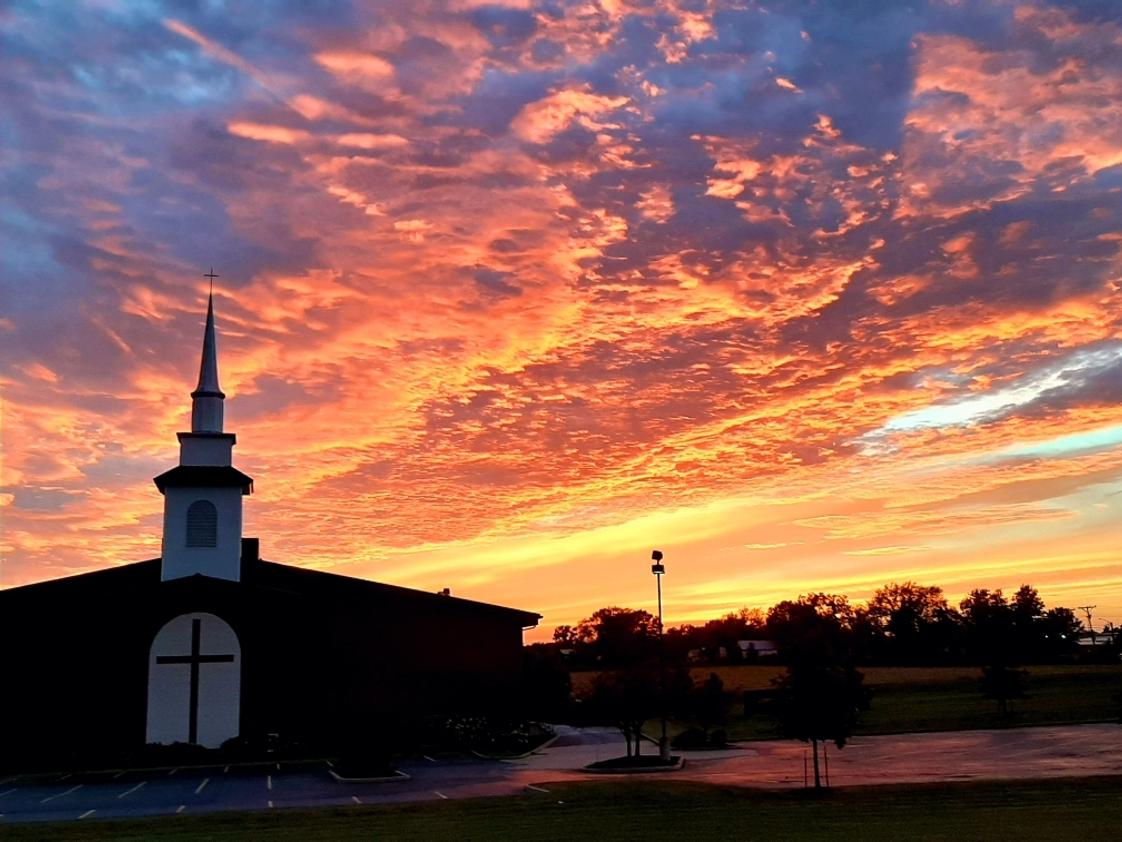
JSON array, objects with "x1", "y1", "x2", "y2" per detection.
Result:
[{"x1": 1, "y1": 723, "x2": 1119, "y2": 823}]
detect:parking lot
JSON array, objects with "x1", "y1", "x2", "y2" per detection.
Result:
[
  {"x1": 3, "y1": 723, "x2": 1121, "y2": 824},
  {"x1": 0, "y1": 757, "x2": 532, "y2": 824}
]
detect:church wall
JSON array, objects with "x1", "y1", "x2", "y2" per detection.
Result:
[
  {"x1": 0, "y1": 573, "x2": 153, "y2": 770},
  {"x1": 161, "y1": 486, "x2": 243, "y2": 582},
  {"x1": 0, "y1": 561, "x2": 537, "y2": 770}
]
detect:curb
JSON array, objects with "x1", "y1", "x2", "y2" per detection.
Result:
[
  {"x1": 329, "y1": 769, "x2": 411, "y2": 783},
  {"x1": 583, "y1": 757, "x2": 686, "y2": 774}
]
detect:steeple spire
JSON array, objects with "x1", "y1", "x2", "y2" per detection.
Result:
[{"x1": 191, "y1": 280, "x2": 226, "y2": 433}]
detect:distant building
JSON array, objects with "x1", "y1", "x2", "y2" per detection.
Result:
[
  {"x1": 1, "y1": 293, "x2": 538, "y2": 769},
  {"x1": 737, "y1": 639, "x2": 779, "y2": 658}
]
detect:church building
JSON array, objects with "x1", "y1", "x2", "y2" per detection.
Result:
[{"x1": 0, "y1": 292, "x2": 539, "y2": 770}]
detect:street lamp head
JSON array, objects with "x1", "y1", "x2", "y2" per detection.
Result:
[
  {"x1": 651, "y1": 549, "x2": 665, "y2": 575},
  {"x1": 651, "y1": 550, "x2": 663, "y2": 561}
]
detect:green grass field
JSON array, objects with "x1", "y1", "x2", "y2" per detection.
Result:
[
  {"x1": 6, "y1": 777, "x2": 1121, "y2": 841},
  {"x1": 569, "y1": 664, "x2": 1122, "y2": 741}
]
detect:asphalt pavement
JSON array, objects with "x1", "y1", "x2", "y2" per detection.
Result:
[{"x1": 1, "y1": 723, "x2": 1120, "y2": 824}]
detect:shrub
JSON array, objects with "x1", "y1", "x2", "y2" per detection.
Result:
[{"x1": 670, "y1": 727, "x2": 708, "y2": 749}]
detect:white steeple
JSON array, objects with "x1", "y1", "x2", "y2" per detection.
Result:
[
  {"x1": 155, "y1": 283, "x2": 253, "y2": 582},
  {"x1": 190, "y1": 293, "x2": 225, "y2": 434}
]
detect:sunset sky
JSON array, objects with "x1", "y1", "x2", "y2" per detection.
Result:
[{"x1": 2, "y1": 0, "x2": 1121, "y2": 639}]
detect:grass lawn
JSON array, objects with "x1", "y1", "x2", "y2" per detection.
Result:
[
  {"x1": 5, "y1": 776, "x2": 1120, "y2": 841},
  {"x1": 570, "y1": 664, "x2": 1122, "y2": 742}
]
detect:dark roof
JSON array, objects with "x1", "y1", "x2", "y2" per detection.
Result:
[
  {"x1": 153, "y1": 465, "x2": 254, "y2": 494},
  {"x1": 0, "y1": 557, "x2": 540, "y2": 627},
  {"x1": 252, "y1": 560, "x2": 541, "y2": 626}
]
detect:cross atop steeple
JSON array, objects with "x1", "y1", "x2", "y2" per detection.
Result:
[{"x1": 204, "y1": 267, "x2": 219, "y2": 297}]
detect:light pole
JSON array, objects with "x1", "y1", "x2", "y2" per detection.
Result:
[{"x1": 651, "y1": 549, "x2": 670, "y2": 761}]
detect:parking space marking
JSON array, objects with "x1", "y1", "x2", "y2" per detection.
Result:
[
  {"x1": 195, "y1": 777, "x2": 209, "y2": 795},
  {"x1": 223, "y1": 766, "x2": 229, "y2": 773},
  {"x1": 112, "y1": 770, "x2": 126, "y2": 779},
  {"x1": 275, "y1": 763, "x2": 281, "y2": 771},
  {"x1": 325, "y1": 760, "x2": 334, "y2": 768},
  {"x1": 59, "y1": 773, "x2": 72, "y2": 781},
  {"x1": 118, "y1": 781, "x2": 146, "y2": 799},
  {"x1": 40, "y1": 784, "x2": 82, "y2": 804},
  {"x1": 0, "y1": 788, "x2": 17, "y2": 798},
  {"x1": 268, "y1": 799, "x2": 274, "y2": 809},
  {"x1": 525, "y1": 784, "x2": 550, "y2": 793},
  {"x1": 433, "y1": 790, "x2": 449, "y2": 800},
  {"x1": 267, "y1": 774, "x2": 273, "y2": 790},
  {"x1": 79, "y1": 809, "x2": 96, "y2": 819},
  {"x1": 351, "y1": 795, "x2": 362, "y2": 805},
  {"x1": 168, "y1": 768, "x2": 179, "y2": 777},
  {"x1": 423, "y1": 755, "x2": 436, "y2": 763},
  {"x1": 176, "y1": 805, "x2": 186, "y2": 814}
]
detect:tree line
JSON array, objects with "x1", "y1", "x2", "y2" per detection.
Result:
[{"x1": 547, "y1": 581, "x2": 1114, "y2": 669}]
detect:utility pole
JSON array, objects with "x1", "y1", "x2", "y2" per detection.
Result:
[{"x1": 1077, "y1": 605, "x2": 1097, "y2": 647}]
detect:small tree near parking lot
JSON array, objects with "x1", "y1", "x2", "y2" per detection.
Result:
[
  {"x1": 589, "y1": 667, "x2": 658, "y2": 758},
  {"x1": 773, "y1": 662, "x2": 868, "y2": 788}
]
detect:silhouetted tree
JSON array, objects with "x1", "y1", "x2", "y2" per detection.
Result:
[
  {"x1": 588, "y1": 667, "x2": 658, "y2": 757},
  {"x1": 980, "y1": 664, "x2": 1027, "y2": 718},
  {"x1": 576, "y1": 607, "x2": 659, "y2": 667},
  {"x1": 666, "y1": 666, "x2": 695, "y2": 719},
  {"x1": 552, "y1": 624, "x2": 579, "y2": 649},
  {"x1": 1036, "y1": 607, "x2": 1082, "y2": 661},
  {"x1": 1010, "y1": 585, "x2": 1046, "y2": 662},
  {"x1": 767, "y1": 593, "x2": 854, "y2": 664},
  {"x1": 521, "y1": 645, "x2": 572, "y2": 721},
  {"x1": 960, "y1": 589, "x2": 1014, "y2": 664},
  {"x1": 867, "y1": 581, "x2": 961, "y2": 663},
  {"x1": 773, "y1": 662, "x2": 868, "y2": 788},
  {"x1": 697, "y1": 672, "x2": 727, "y2": 733}
]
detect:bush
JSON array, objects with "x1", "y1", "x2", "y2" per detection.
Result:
[
  {"x1": 670, "y1": 727, "x2": 708, "y2": 749},
  {"x1": 421, "y1": 716, "x2": 554, "y2": 756}
]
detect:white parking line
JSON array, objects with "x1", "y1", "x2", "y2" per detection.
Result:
[
  {"x1": 0, "y1": 788, "x2": 17, "y2": 798},
  {"x1": 59, "y1": 774, "x2": 71, "y2": 782},
  {"x1": 268, "y1": 799, "x2": 274, "y2": 809},
  {"x1": 267, "y1": 774, "x2": 273, "y2": 790},
  {"x1": 40, "y1": 784, "x2": 82, "y2": 804},
  {"x1": 168, "y1": 768, "x2": 179, "y2": 777},
  {"x1": 433, "y1": 790, "x2": 449, "y2": 800},
  {"x1": 223, "y1": 766, "x2": 229, "y2": 773},
  {"x1": 275, "y1": 763, "x2": 280, "y2": 771},
  {"x1": 195, "y1": 777, "x2": 209, "y2": 795},
  {"x1": 118, "y1": 781, "x2": 146, "y2": 799},
  {"x1": 351, "y1": 795, "x2": 362, "y2": 804},
  {"x1": 525, "y1": 784, "x2": 550, "y2": 793},
  {"x1": 325, "y1": 760, "x2": 334, "y2": 768},
  {"x1": 423, "y1": 755, "x2": 436, "y2": 763},
  {"x1": 112, "y1": 770, "x2": 126, "y2": 779},
  {"x1": 79, "y1": 809, "x2": 96, "y2": 819},
  {"x1": 176, "y1": 805, "x2": 186, "y2": 814}
]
